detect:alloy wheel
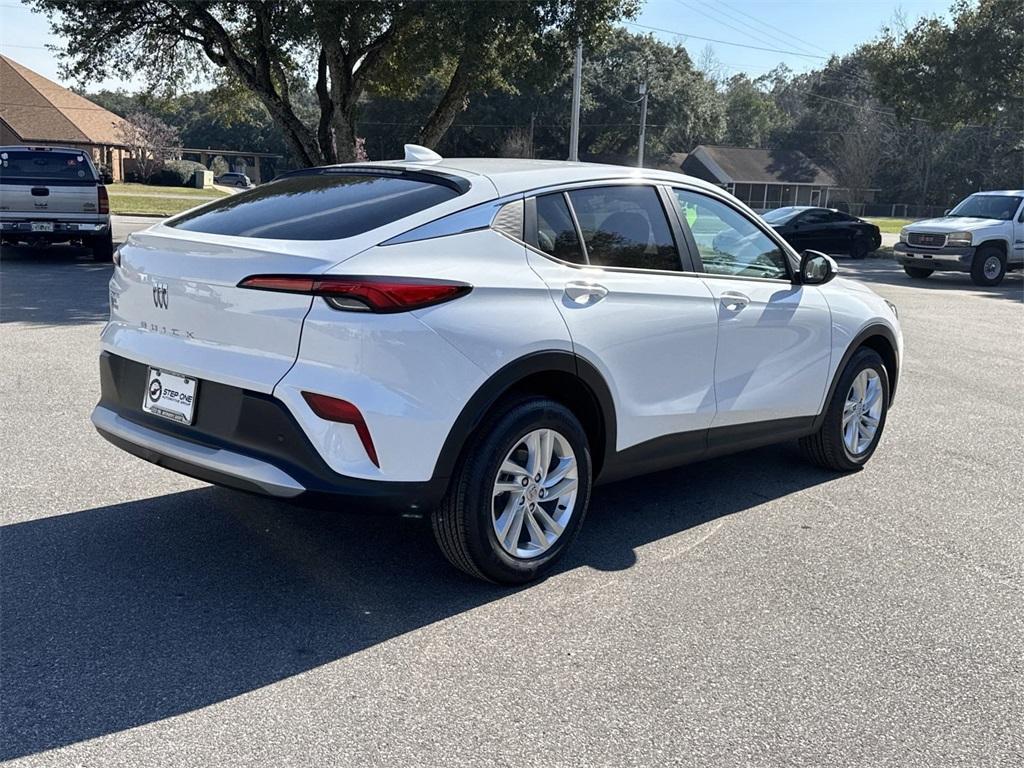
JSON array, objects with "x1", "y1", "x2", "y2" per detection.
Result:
[
  {"x1": 842, "y1": 369, "x2": 883, "y2": 455},
  {"x1": 983, "y1": 255, "x2": 1002, "y2": 281},
  {"x1": 492, "y1": 428, "x2": 579, "y2": 559}
]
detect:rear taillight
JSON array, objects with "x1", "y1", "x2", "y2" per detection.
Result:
[
  {"x1": 237, "y1": 275, "x2": 472, "y2": 313},
  {"x1": 97, "y1": 185, "x2": 109, "y2": 214},
  {"x1": 301, "y1": 392, "x2": 379, "y2": 467}
]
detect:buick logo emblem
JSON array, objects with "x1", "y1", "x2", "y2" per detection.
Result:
[{"x1": 153, "y1": 283, "x2": 169, "y2": 309}]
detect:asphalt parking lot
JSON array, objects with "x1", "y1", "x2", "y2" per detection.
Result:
[{"x1": 2, "y1": 222, "x2": 1022, "y2": 767}]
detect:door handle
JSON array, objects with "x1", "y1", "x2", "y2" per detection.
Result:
[
  {"x1": 564, "y1": 281, "x2": 608, "y2": 305},
  {"x1": 720, "y1": 291, "x2": 750, "y2": 312}
]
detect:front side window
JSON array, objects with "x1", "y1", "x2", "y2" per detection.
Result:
[
  {"x1": 170, "y1": 171, "x2": 462, "y2": 240},
  {"x1": 565, "y1": 185, "x2": 680, "y2": 271},
  {"x1": 674, "y1": 189, "x2": 790, "y2": 280},
  {"x1": 535, "y1": 193, "x2": 585, "y2": 264}
]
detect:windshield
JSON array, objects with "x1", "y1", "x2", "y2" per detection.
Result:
[
  {"x1": 948, "y1": 194, "x2": 1022, "y2": 220},
  {"x1": 761, "y1": 207, "x2": 804, "y2": 225},
  {"x1": 0, "y1": 150, "x2": 96, "y2": 181}
]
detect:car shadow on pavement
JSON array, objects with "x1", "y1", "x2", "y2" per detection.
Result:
[
  {"x1": 0, "y1": 246, "x2": 113, "y2": 325},
  {"x1": 840, "y1": 258, "x2": 1024, "y2": 302},
  {"x1": 0, "y1": 444, "x2": 834, "y2": 760}
]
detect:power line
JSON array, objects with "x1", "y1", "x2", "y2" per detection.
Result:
[
  {"x1": 717, "y1": 0, "x2": 832, "y2": 56},
  {"x1": 622, "y1": 20, "x2": 828, "y2": 59},
  {"x1": 674, "y1": 0, "x2": 798, "y2": 55}
]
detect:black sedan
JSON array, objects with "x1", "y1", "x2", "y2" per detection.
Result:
[{"x1": 761, "y1": 206, "x2": 882, "y2": 259}]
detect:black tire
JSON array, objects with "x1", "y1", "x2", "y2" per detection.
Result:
[
  {"x1": 432, "y1": 397, "x2": 593, "y2": 584},
  {"x1": 90, "y1": 230, "x2": 114, "y2": 262},
  {"x1": 800, "y1": 348, "x2": 889, "y2": 472},
  {"x1": 850, "y1": 237, "x2": 869, "y2": 259},
  {"x1": 904, "y1": 265, "x2": 933, "y2": 279},
  {"x1": 970, "y1": 245, "x2": 1006, "y2": 287}
]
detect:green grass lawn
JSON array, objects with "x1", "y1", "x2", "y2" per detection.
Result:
[
  {"x1": 108, "y1": 183, "x2": 230, "y2": 199},
  {"x1": 106, "y1": 183, "x2": 228, "y2": 216},
  {"x1": 864, "y1": 217, "x2": 917, "y2": 234}
]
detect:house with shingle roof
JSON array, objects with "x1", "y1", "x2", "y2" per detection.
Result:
[
  {"x1": 0, "y1": 55, "x2": 131, "y2": 180},
  {"x1": 664, "y1": 144, "x2": 863, "y2": 211}
]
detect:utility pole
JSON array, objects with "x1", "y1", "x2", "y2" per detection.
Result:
[
  {"x1": 637, "y1": 81, "x2": 648, "y2": 168},
  {"x1": 568, "y1": 40, "x2": 582, "y2": 161},
  {"x1": 529, "y1": 113, "x2": 535, "y2": 159}
]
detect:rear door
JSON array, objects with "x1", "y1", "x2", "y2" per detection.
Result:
[
  {"x1": 670, "y1": 187, "x2": 831, "y2": 428},
  {"x1": 525, "y1": 184, "x2": 720, "y2": 454}
]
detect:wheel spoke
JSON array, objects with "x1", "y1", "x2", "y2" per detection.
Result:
[
  {"x1": 545, "y1": 476, "x2": 578, "y2": 499},
  {"x1": 501, "y1": 458, "x2": 529, "y2": 478},
  {"x1": 534, "y1": 504, "x2": 564, "y2": 537},
  {"x1": 861, "y1": 413, "x2": 880, "y2": 429},
  {"x1": 544, "y1": 457, "x2": 574, "y2": 487},
  {"x1": 524, "y1": 431, "x2": 542, "y2": 476},
  {"x1": 524, "y1": 508, "x2": 549, "y2": 551},
  {"x1": 494, "y1": 481, "x2": 524, "y2": 496},
  {"x1": 842, "y1": 405, "x2": 858, "y2": 426},
  {"x1": 538, "y1": 429, "x2": 554, "y2": 481},
  {"x1": 500, "y1": 505, "x2": 526, "y2": 551},
  {"x1": 844, "y1": 419, "x2": 858, "y2": 451}
]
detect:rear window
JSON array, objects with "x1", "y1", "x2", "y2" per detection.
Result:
[
  {"x1": 0, "y1": 150, "x2": 96, "y2": 181},
  {"x1": 170, "y1": 171, "x2": 463, "y2": 240}
]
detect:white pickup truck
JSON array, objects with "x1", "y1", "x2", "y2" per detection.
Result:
[
  {"x1": 894, "y1": 190, "x2": 1024, "y2": 286},
  {"x1": 0, "y1": 145, "x2": 113, "y2": 261}
]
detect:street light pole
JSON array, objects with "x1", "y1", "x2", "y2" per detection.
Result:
[
  {"x1": 568, "y1": 40, "x2": 582, "y2": 161},
  {"x1": 637, "y1": 81, "x2": 648, "y2": 168}
]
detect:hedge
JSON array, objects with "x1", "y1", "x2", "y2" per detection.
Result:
[{"x1": 148, "y1": 159, "x2": 208, "y2": 187}]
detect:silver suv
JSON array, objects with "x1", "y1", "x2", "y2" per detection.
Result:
[{"x1": 0, "y1": 145, "x2": 113, "y2": 261}]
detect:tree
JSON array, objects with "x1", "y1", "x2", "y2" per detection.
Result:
[
  {"x1": 32, "y1": 0, "x2": 636, "y2": 166},
  {"x1": 117, "y1": 112, "x2": 182, "y2": 180},
  {"x1": 723, "y1": 74, "x2": 783, "y2": 148}
]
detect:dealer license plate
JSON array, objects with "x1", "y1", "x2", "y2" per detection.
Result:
[{"x1": 142, "y1": 367, "x2": 198, "y2": 424}]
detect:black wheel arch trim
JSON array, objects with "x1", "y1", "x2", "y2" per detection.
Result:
[
  {"x1": 430, "y1": 350, "x2": 617, "y2": 483},
  {"x1": 813, "y1": 323, "x2": 900, "y2": 430}
]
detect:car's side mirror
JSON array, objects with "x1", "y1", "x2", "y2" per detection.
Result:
[
  {"x1": 799, "y1": 250, "x2": 838, "y2": 285},
  {"x1": 944, "y1": 209, "x2": 952, "y2": 216}
]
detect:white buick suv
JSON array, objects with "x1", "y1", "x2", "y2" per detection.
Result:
[{"x1": 92, "y1": 147, "x2": 902, "y2": 583}]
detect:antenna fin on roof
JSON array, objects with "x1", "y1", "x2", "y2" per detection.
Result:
[{"x1": 404, "y1": 144, "x2": 443, "y2": 162}]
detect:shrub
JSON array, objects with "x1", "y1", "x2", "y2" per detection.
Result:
[
  {"x1": 210, "y1": 155, "x2": 230, "y2": 176},
  {"x1": 148, "y1": 159, "x2": 207, "y2": 187}
]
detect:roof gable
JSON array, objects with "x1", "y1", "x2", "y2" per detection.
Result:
[
  {"x1": 691, "y1": 145, "x2": 836, "y2": 186},
  {"x1": 0, "y1": 55, "x2": 126, "y2": 145}
]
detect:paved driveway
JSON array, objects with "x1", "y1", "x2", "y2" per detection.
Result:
[{"x1": 1, "y1": 238, "x2": 1021, "y2": 767}]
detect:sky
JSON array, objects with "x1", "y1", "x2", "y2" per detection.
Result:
[{"x1": 0, "y1": 0, "x2": 953, "y2": 92}]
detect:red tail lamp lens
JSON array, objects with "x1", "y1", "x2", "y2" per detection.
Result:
[
  {"x1": 97, "y1": 185, "x2": 109, "y2": 214},
  {"x1": 301, "y1": 392, "x2": 379, "y2": 467},
  {"x1": 237, "y1": 275, "x2": 471, "y2": 313}
]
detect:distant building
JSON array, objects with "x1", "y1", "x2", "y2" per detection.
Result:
[
  {"x1": 666, "y1": 145, "x2": 860, "y2": 210},
  {"x1": 0, "y1": 55, "x2": 131, "y2": 181}
]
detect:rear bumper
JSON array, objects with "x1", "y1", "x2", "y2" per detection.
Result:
[
  {"x1": 1, "y1": 217, "x2": 109, "y2": 241},
  {"x1": 93, "y1": 352, "x2": 447, "y2": 512},
  {"x1": 894, "y1": 242, "x2": 975, "y2": 272}
]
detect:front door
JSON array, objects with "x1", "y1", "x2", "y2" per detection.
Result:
[
  {"x1": 524, "y1": 185, "x2": 720, "y2": 452},
  {"x1": 671, "y1": 188, "x2": 832, "y2": 427}
]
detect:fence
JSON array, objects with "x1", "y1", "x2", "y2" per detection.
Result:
[{"x1": 846, "y1": 202, "x2": 950, "y2": 220}]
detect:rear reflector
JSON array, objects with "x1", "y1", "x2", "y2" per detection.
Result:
[
  {"x1": 301, "y1": 392, "x2": 380, "y2": 467},
  {"x1": 237, "y1": 275, "x2": 471, "y2": 313},
  {"x1": 97, "y1": 185, "x2": 109, "y2": 215}
]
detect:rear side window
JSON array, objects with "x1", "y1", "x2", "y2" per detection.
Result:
[
  {"x1": 0, "y1": 150, "x2": 96, "y2": 181},
  {"x1": 170, "y1": 172, "x2": 462, "y2": 240},
  {"x1": 566, "y1": 186, "x2": 680, "y2": 271},
  {"x1": 535, "y1": 193, "x2": 585, "y2": 263}
]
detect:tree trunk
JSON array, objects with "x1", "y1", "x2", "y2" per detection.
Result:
[
  {"x1": 418, "y1": 57, "x2": 473, "y2": 149},
  {"x1": 315, "y1": 48, "x2": 337, "y2": 164}
]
